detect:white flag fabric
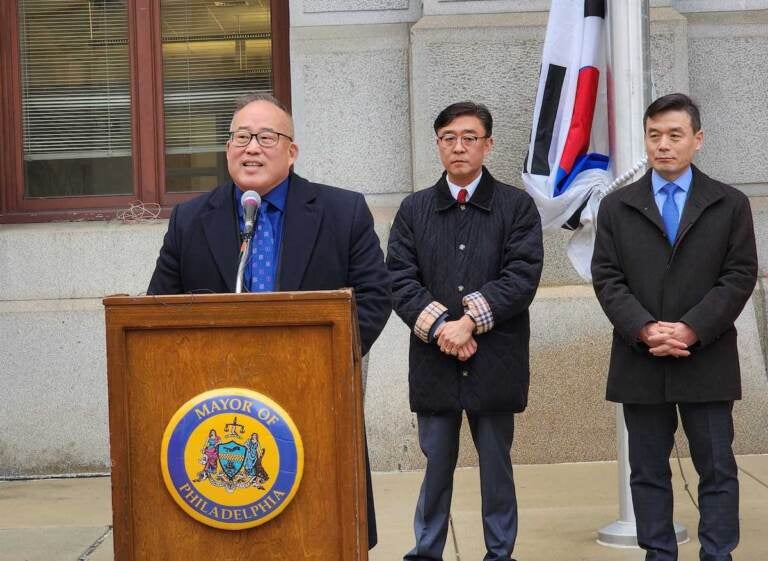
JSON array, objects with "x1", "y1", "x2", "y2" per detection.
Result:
[{"x1": 522, "y1": 0, "x2": 612, "y2": 281}]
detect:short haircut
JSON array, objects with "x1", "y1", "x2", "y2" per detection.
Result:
[
  {"x1": 433, "y1": 101, "x2": 493, "y2": 137},
  {"x1": 231, "y1": 92, "x2": 294, "y2": 136},
  {"x1": 233, "y1": 92, "x2": 291, "y2": 116},
  {"x1": 644, "y1": 93, "x2": 701, "y2": 132}
]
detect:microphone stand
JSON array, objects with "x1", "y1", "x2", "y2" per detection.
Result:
[
  {"x1": 235, "y1": 231, "x2": 253, "y2": 294},
  {"x1": 236, "y1": 190, "x2": 261, "y2": 294}
]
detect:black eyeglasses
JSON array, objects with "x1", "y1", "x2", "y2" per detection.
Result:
[
  {"x1": 437, "y1": 134, "x2": 489, "y2": 148},
  {"x1": 229, "y1": 130, "x2": 293, "y2": 148}
]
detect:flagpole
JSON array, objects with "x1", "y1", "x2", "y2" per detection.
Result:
[{"x1": 597, "y1": 0, "x2": 687, "y2": 547}]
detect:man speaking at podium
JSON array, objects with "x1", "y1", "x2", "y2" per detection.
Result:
[{"x1": 147, "y1": 92, "x2": 391, "y2": 547}]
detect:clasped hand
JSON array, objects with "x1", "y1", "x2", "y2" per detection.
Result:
[
  {"x1": 435, "y1": 315, "x2": 477, "y2": 362},
  {"x1": 640, "y1": 321, "x2": 698, "y2": 358}
]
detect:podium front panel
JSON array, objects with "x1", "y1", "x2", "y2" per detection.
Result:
[{"x1": 104, "y1": 292, "x2": 366, "y2": 561}]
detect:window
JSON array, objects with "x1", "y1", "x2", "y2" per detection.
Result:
[
  {"x1": 0, "y1": 0, "x2": 290, "y2": 222},
  {"x1": 162, "y1": 2, "x2": 274, "y2": 193},
  {"x1": 18, "y1": 0, "x2": 133, "y2": 199}
]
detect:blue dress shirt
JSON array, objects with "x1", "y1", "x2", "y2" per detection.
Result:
[
  {"x1": 651, "y1": 166, "x2": 692, "y2": 226},
  {"x1": 235, "y1": 176, "x2": 290, "y2": 291}
]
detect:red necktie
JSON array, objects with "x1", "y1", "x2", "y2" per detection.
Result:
[{"x1": 457, "y1": 189, "x2": 468, "y2": 203}]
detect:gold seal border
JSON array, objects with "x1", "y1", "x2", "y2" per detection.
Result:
[{"x1": 160, "y1": 387, "x2": 305, "y2": 530}]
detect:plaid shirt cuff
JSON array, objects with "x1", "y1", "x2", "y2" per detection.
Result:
[
  {"x1": 463, "y1": 291, "x2": 494, "y2": 334},
  {"x1": 414, "y1": 301, "x2": 449, "y2": 343}
]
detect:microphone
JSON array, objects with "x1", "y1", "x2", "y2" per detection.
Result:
[
  {"x1": 241, "y1": 190, "x2": 261, "y2": 239},
  {"x1": 236, "y1": 190, "x2": 260, "y2": 293}
]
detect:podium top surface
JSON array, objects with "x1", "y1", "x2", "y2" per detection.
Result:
[{"x1": 103, "y1": 289, "x2": 353, "y2": 307}]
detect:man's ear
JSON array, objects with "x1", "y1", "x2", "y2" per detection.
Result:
[{"x1": 484, "y1": 136, "x2": 494, "y2": 156}]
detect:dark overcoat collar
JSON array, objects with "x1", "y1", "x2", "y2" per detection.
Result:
[
  {"x1": 199, "y1": 172, "x2": 321, "y2": 293},
  {"x1": 201, "y1": 182, "x2": 239, "y2": 292},
  {"x1": 435, "y1": 166, "x2": 495, "y2": 212},
  {"x1": 278, "y1": 173, "x2": 322, "y2": 291},
  {"x1": 619, "y1": 165, "x2": 725, "y2": 242}
]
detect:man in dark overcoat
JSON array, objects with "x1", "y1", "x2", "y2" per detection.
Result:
[
  {"x1": 592, "y1": 93, "x2": 758, "y2": 561},
  {"x1": 148, "y1": 93, "x2": 391, "y2": 548},
  {"x1": 387, "y1": 101, "x2": 543, "y2": 561}
]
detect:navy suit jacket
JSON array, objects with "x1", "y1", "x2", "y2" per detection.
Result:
[{"x1": 148, "y1": 173, "x2": 391, "y2": 356}]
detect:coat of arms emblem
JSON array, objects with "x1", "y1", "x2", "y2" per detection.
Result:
[
  {"x1": 193, "y1": 417, "x2": 270, "y2": 492},
  {"x1": 160, "y1": 388, "x2": 304, "y2": 530}
]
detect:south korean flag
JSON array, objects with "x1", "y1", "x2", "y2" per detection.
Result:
[{"x1": 522, "y1": 0, "x2": 612, "y2": 280}]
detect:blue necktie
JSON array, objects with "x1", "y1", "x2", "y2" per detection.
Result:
[
  {"x1": 661, "y1": 182, "x2": 680, "y2": 245},
  {"x1": 250, "y1": 203, "x2": 276, "y2": 292}
]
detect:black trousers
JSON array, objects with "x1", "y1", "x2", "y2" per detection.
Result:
[
  {"x1": 623, "y1": 402, "x2": 739, "y2": 561},
  {"x1": 365, "y1": 439, "x2": 377, "y2": 549},
  {"x1": 404, "y1": 412, "x2": 517, "y2": 561}
]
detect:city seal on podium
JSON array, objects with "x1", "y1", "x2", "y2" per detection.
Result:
[{"x1": 160, "y1": 387, "x2": 304, "y2": 530}]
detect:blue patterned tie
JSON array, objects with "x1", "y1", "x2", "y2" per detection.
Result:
[
  {"x1": 661, "y1": 182, "x2": 680, "y2": 245},
  {"x1": 250, "y1": 203, "x2": 276, "y2": 292}
]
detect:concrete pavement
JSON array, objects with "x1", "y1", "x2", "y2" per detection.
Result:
[{"x1": 1, "y1": 455, "x2": 766, "y2": 560}]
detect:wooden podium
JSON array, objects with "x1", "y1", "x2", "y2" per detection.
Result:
[{"x1": 104, "y1": 291, "x2": 369, "y2": 560}]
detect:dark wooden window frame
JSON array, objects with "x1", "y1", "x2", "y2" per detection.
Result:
[{"x1": 0, "y1": 0, "x2": 290, "y2": 224}]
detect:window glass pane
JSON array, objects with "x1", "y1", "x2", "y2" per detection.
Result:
[
  {"x1": 161, "y1": 0, "x2": 272, "y2": 193},
  {"x1": 18, "y1": 0, "x2": 133, "y2": 198}
]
